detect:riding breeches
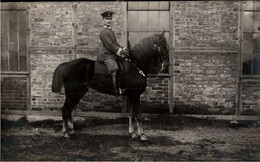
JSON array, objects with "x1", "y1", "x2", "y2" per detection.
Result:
[{"x1": 103, "y1": 59, "x2": 119, "y2": 74}]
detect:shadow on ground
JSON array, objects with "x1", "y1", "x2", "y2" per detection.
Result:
[{"x1": 1, "y1": 115, "x2": 259, "y2": 161}]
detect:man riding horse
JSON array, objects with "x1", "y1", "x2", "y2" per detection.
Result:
[{"x1": 97, "y1": 11, "x2": 130, "y2": 95}]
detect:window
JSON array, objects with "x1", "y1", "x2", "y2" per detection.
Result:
[
  {"x1": 242, "y1": 1, "x2": 260, "y2": 75},
  {"x1": 127, "y1": 1, "x2": 170, "y2": 73},
  {"x1": 1, "y1": 2, "x2": 28, "y2": 72}
]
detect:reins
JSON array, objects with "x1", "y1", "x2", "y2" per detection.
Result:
[
  {"x1": 129, "y1": 59, "x2": 146, "y2": 77},
  {"x1": 125, "y1": 36, "x2": 165, "y2": 77}
]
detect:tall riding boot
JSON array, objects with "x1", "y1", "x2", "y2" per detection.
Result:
[{"x1": 111, "y1": 72, "x2": 120, "y2": 95}]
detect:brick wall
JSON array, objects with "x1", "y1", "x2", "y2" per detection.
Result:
[
  {"x1": 172, "y1": 1, "x2": 240, "y2": 115},
  {"x1": 241, "y1": 80, "x2": 260, "y2": 115},
  {"x1": 29, "y1": 2, "x2": 74, "y2": 110},
  {"x1": 30, "y1": 2, "x2": 73, "y2": 47},
  {"x1": 30, "y1": 48, "x2": 73, "y2": 110},
  {"x1": 174, "y1": 1, "x2": 239, "y2": 49},
  {"x1": 173, "y1": 51, "x2": 238, "y2": 115},
  {"x1": 3, "y1": 1, "x2": 258, "y2": 116},
  {"x1": 1, "y1": 75, "x2": 28, "y2": 110},
  {"x1": 140, "y1": 76, "x2": 169, "y2": 113}
]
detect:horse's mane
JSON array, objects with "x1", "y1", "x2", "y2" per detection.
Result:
[{"x1": 131, "y1": 35, "x2": 155, "y2": 60}]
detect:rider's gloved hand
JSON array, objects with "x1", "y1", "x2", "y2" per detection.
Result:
[
  {"x1": 120, "y1": 48, "x2": 130, "y2": 59},
  {"x1": 117, "y1": 47, "x2": 130, "y2": 59}
]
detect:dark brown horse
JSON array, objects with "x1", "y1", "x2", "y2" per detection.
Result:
[{"x1": 51, "y1": 31, "x2": 169, "y2": 140}]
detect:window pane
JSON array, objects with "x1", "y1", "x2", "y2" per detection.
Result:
[
  {"x1": 1, "y1": 11, "x2": 9, "y2": 32},
  {"x1": 1, "y1": 10, "x2": 27, "y2": 72},
  {"x1": 1, "y1": 52, "x2": 9, "y2": 71},
  {"x1": 9, "y1": 51, "x2": 18, "y2": 71},
  {"x1": 253, "y1": 55, "x2": 260, "y2": 75},
  {"x1": 128, "y1": 2, "x2": 138, "y2": 10},
  {"x1": 128, "y1": 11, "x2": 138, "y2": 31},
  {"x1": 138, "y1": 2, "x2": 148, "y2": 10},
  {"x1": 9, "y1": 11, "x2": 18, "y2": 31},
  {"x1": 149, "y1": 2, "x2": 159, "y2": 10},
  {"x1": 128, "y1": 32, "x2": 138, "y2": 48},
  {"x1": 9, "y1": 31, "x2": 18, "y2": 51},
  {"x1": 1, "y1": 3, "x2": 8, "y2": 10},
  {"x1": 159, "y1": 11, "x2": 169, "y2": 31},
  {"x1": 19, "y1": 2, "x2": 28, "y2": 10},
  {"x1": 243, "y1": 32, "x2": 254, "y2": 54},
  {"x1": 1, "y1": 32, "x2": 9, "y2": 52},
  {"x1": 138, "y1": 32, "x2": 148, "y2": 43},
  {"x1": 19, "y1": 11, "x2": 27, "y2": 52},
  {"x1": 159, "y1": 1, "x2": 169, "y2": 10},
  {"x1": 164, "y1": 31, "x2": 170, "y2": 45},
  {"x1": 129, "y1": 32, "x2": 169, "y2": 48},
  {"x1": 19, "y1": 11, "x2": 26, "y2": 31},
  {"x1": 138, "y1": 11, "x2": 148, "y2": 31},
  {"x1": 253, "y1": 33, "x2": 260, "y2": 53},
  {"x1": 254, "y1": 12, "x2": 260, "y2": 33},
  {"x1": 8, "y1": 2, "x2": 19, "y2": 10},
  {"x1": 242, "y1": 12, "x2": 253, "y2": 32},
  {"x1": 19, "y1": 54, "x2": 27, "y2": 71},
  {"x1": 243, "y1": 54, "x2": 252, "y2": 74},
  {"x1": 148, "y1": 11, "x2": 159, "y2": 31},
  {"x1": 243, "y1": 1, "x2": 253, "y2": 10},
  {"x1": 19, "y1": 31, "x2": 27, "y2": 52},
  {"x1": 148, "y1": 31, "x2": 159, "y2": 37},
  {"x1": 254, "y1": 1, "x2": 260, "y2": 11},
  {"x1": 148, "y1": 31, "x2": 170, "y2": 44}
]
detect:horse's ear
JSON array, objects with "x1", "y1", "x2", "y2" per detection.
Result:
[{"x1": 161, "y1": 30, "x2": 165, "y2": 36}]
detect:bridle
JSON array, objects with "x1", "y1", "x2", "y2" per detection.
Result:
[
  {"x1": 152, "y1": 39, "x2": 169, "y2": 72},
  {"x1": 125, "y1": 36, "x2": 168, "y2": 77}
]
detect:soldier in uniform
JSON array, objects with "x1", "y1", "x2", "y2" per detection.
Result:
[{"x1": 98, "y1": 11, "x2": 129, "y2": 95}]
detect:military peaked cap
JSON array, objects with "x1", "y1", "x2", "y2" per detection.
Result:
[{"x1": 101, "y1": 11, "x2": 113, "y2": 18}]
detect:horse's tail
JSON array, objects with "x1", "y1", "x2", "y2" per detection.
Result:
[{"x1": 52, "y1": 63, "x2": 67, "y2": 93}]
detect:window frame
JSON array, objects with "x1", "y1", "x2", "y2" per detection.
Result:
[
  {"x1": 241, "y1": 1, "x2": 260, "y2": 77},
  {"x1": 1, "y1": 2, "x2": 29, "y2": 74},
  {"x1": 126, "y1": 1, "x2": 170, "y2": 75}
]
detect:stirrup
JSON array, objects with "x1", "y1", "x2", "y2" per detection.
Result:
[{"x1": 113, "y1": 86, "x2": 120, "y2": 95}]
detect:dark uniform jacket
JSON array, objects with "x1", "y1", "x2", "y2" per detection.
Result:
[{"x1": 97, "y1": 27, "x2": 122, "y2": 62}]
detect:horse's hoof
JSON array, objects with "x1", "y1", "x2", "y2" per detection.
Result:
[
  {"x1": 140, "y1": 135, "x2": 148, "y2": 141},
  {"x1": 130, "y1": 132, "x2": 138, "y2": 139},
  {"x1": 64, "y1": 132, "x2": 71, "y2": 138},
  {"x1": 69, "y1": 131, "x2": 76, "y2": 137},
  {"x1": 70, "y1": 130, "x2": 76, "y2": 135}
]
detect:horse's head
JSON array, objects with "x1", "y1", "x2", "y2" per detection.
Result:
[{"x1": 152, "y1": 31, "x2": 169, "y2": 73}]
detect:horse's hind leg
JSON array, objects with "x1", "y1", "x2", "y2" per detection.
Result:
[{"x1": 62, "y1": 88, "x2": 87, "y2": 137}]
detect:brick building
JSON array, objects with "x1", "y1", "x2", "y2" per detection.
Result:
[{"x1": 1, "y1": 1, "x2": 259, "y2": 118}]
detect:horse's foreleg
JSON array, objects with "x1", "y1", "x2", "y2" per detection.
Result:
[
  {"x1": 135, "y1": 113, "x2": 148, "y2": 141},
  {"x1": 68, "y1": 118, "x2": 75, "y2": 135},
  {"x1": 62, "y1": 120, "x2": 67, "y2": 134},
  {"x1": 129, "y1": 95, "x2": 147, "y2": 141},
  {"x1": 129, "y1": 114, "x2": 138, "y2": 138}
]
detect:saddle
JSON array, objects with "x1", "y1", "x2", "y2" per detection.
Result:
[{"x1": 94, "y1": 58, "x2": 130, "y2": 75}]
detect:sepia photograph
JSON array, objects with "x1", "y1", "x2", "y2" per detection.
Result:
[{"x1": 1, "y1": 1, "x2": 260, "y2": 161}]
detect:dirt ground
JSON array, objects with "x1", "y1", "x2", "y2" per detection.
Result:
[{"x1": 1, "y1": 115, "x2": 260, "y2": 161}]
